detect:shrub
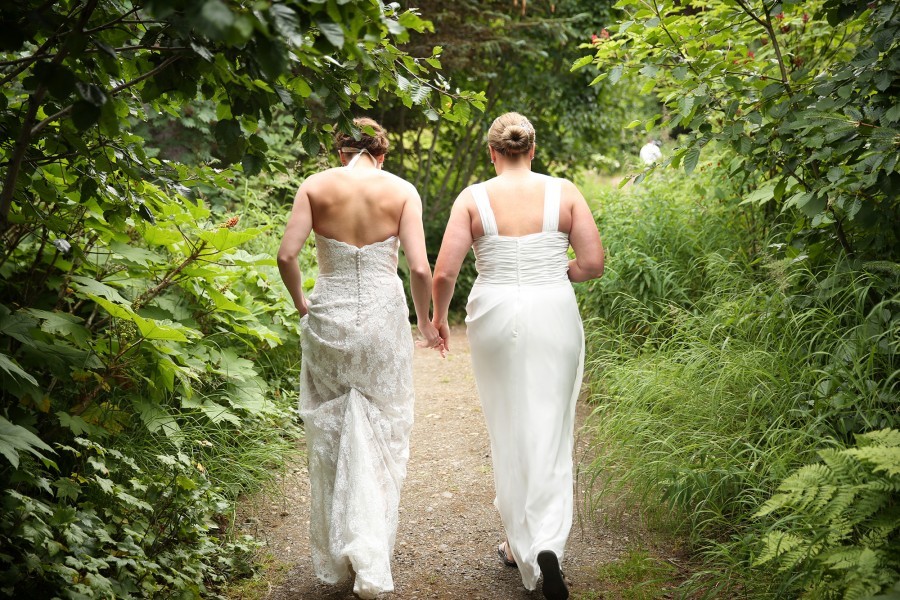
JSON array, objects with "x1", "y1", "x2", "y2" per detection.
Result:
[
  {"x1": 578, "y1": 162, "x2": 899, "y2": 596},
  {"x1": 755, "y1": 428, "x2": 900, "y2": 599}
]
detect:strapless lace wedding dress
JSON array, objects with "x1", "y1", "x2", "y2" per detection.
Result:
[
  {"x1": 299, "y1": 232, "x2": 414, "y2": 599},
  {"x1": 465, "y1": 176, "x2": 585, "y2": 591}
]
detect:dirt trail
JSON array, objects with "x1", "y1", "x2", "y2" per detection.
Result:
[{"x1": 236, "y1": 327, "x2": 681, "y2": 599}]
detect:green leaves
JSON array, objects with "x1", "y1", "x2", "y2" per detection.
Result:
[
  {"x1": 756, "y1": 428, "x2": 900, "y2": 597},
  {"x1": 0, "y1": 416, "x2": 54, "y2": 468},
  {"x1": 196, "y1": 226, "x2": 265, "y2": 252},
  {"x1": 316, "y1": 20, "x2": 345, "y2": 47},
  {"x1": 88, "y1": 295, "x2": 191, "y2": 342},
  {"x1": 0, "y1": 352, "x2": 38, "y2": 387},
  {"x1": 578, "y1": 0, "x2": 900, "y2": 259},
  {"x1": 682, "y1": 146, "x2": 701, "y2": 174}
]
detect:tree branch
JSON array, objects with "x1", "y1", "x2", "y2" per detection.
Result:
[
  {"x1": 29, "y1": 54, "x2": 182, "y2": 138},
  {"x1": 131, "y1": 241, "x2": 208, "y2": 310},
  {"x1": 0, "y1": 0, "x2": 100, "y2": 230},
  {"x1": 82, "y1": 6, "x2": 140, "y2": 34},
  {"x1": 733, "y1": 0, "x2": 792, "y2": 93}
]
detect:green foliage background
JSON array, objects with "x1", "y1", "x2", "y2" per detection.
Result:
[
  {"x1": 0, "y1": 0, "x2": 482, "y2": 596},
  {"x1": 1, "y1": 0, "x2": 898, "y2": 597},
  {"x1": 571, "y1": 0, "x2": 899, "y2": 595}
]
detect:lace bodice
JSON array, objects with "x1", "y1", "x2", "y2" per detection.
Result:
[
  {"x1": 316, "y1": 233, "x2": 400, "y2": 281},
  {"x1": 311, "y1": 234, "x2": 404, "y2": 328},
  {"x1": 471, "y1": 178, "x2": 571, "y2": 286}
]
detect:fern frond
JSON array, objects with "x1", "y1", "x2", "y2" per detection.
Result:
[
  {"x1": 755, "y1": 530, "x2": 805, "y2": 566},
  {"x1": 847, "y1": 446, "x2": 900, "y2": 478},
  {"x1": 755, "y1": 428, "x2": 900, "y2": 599},
  {"x1": 856, "y1": 428, "x2": 900, "y2": 449}
]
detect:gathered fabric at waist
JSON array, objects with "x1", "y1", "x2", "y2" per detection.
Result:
[{"x1": 473, "y1": 232, "x2": 571, "y2": 286}]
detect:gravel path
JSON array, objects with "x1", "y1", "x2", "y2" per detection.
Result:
[{"x1": 236, "y1": 326, "x2": 682, "y2": 599}]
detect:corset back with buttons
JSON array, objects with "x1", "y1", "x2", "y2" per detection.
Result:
[
  {"x1": 316, "y1": 234, "x2": 400, "y2": 280},
  {"x1": 311, "y1": 233, "x2": 405, "y2": 326}
]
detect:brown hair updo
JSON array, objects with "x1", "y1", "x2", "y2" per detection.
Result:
[
  {"x1": 333, "y1": 117, "x2": 390, "y2": 156},
  {"x1": 487, "y1": 112, "x2": 535, "y2": 156}
]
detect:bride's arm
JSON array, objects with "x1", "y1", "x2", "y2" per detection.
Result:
[
  {"x1": 397, "y1": 186, "x2": 442, "y2": 349},
  {"x1": 432, "y1": 193, "x2": 475, "y2": 350},
  {"x1": 277, "y1": 183, "x2": 314, "y2": 315},
  {"x1": 566, "y1": 182, "x2": 605, "y2": 283}
]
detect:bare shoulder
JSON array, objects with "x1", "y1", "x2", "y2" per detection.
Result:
[
  {"x1": 298, "y1": 167, "x2": 343, "y2": 191},
  {"x1": 387, "y1": 172, "x2": 420, "y2": 198},
  {"x1": 557, "y1": 176, "x2": 581, "y2": 193},
  {"x1": 455, "y1": 184, "x2": 480, "y2": 208},
  {"x1": 557, "y1": 177, "x2": 586, "y2": 203}
]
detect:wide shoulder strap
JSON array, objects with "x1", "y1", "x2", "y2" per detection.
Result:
[
  {"x1": 471, "y1": 183, "x2": 498, "y2": 236},
  {"x1": 542, "y1": 177, "x2": 562, "y2": 232}
]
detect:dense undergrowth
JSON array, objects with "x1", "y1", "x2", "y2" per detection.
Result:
[
  {"x1": 0, "y1": 163, "x2": 311, "y2": 597},
  {"x1": 576, "y1": 158, "x2": 899, "y2": 598}
]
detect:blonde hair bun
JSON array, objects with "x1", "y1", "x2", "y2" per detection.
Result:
[{"x1": 488, "y1": 112, "x2": 535, "y2": 156}]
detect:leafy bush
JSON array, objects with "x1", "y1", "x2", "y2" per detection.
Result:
[
  {"x1": 755, "y1": 428, "x2": 900, "y2": 599},
  {"x1": 579, "y1": 0, "x2": 900, "y2": 262},
  {"x1": 1, "y1": 437, "x2": 257, "y2": 598},
  {"x1": 0, "y1": 1, "x2": 486, "y2": 594},
  {"x1": 577, "y1": 156, "x2": 747, "y2": 338},
  {"x1": 578, "y1": 162, "x2": 899, "y2": 596}
]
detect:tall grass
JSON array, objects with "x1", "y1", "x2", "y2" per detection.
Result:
[{"x1": 576, "y1": 166, "x2": 900, "y2": 597}]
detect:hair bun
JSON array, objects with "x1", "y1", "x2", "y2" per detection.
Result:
[
  {"x1": 503, "y1": 125, "x2": 527, "y2": 142},
  {"x1": 487, "y1": 112, "x2": 535, "y2": 156},
  {"x1": 333, "y1": 117, "x2": 389, "y2": 156}
]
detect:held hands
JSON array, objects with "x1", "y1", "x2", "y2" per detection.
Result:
[
  {"x1": 433, "y1": 320, "x2": 450, "y2": 353},
  {"x1": 415, "y1": 320, "x2": 447, "y2": 358}
]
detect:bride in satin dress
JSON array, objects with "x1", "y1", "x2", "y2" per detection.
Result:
[
  {"x1": 432, "y1": 112, "x2": 604, "y2": 600},
  {"x1": 277, "y1": 118, "x2": 442, "y2": 599}
]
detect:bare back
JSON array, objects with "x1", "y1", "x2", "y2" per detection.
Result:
[
  {"x1": 304, "y1": 166, "x2": 415, "y2": 248},
  {"x1": 469, "y1": 173, "x2": 576, "y2": 239}
]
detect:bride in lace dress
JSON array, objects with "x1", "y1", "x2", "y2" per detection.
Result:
[
  {"x1": 431, "y1": 113, "x2": 604, "y2": 600},
  {"x1": 277, "y1": 118, "x2": 442, "y2": 599}
]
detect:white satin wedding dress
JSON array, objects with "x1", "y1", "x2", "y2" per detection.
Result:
[
  {"x1": 465, "y1": 176, "x2": 585, "y2": 591},
  {"x1": 298, "y1": 158, "x2": 414, "y2": 599}
]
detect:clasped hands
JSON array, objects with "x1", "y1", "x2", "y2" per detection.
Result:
[{"x1": 415, "y1": 319, "x2": 450, "y2": 358}]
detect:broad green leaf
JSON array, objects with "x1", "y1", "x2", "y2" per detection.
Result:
[
  {"x1": 609, "y1": 64, "x2": 624, "y2": 85},
  {"x1": 134, "y1": 400, "x2": 181, "y2": 439},
  {"x1": 196, "y1": 227, "x2": 265, "y2": 251},
  {"x1": 797, "y1": 193, "x2": 828, "y2": 218},
  {"x1": 206, "y1": 288, "x2": 251, "y2": 314},
  {"x1": 88, "y1": 295, "x2": 191, "y2": 342},
  {"x1": 88, "y1": 295, "x2": 136, "y2": 321},
  {"x1": 0, "y1": 415, "x2": 54, "y2": 468},
  {"x1": 316, "y1": 21, "x2": 345, "y2": 47},
  {"x1": 571, "y1": 55, "x2": 593, "y2": 71},
  {"x1": 70, "y1": 276, "x2": 128, "y2": 304},
  {"x1": 109, "y1": 242, "x2": 167, "y2": 266},
  {"x1": 212, "y1": 348, "x2": 258, "y2": 381},
  {"x1": 53, "y1": 478, "x2": 81, "y2": 501},
  {"x1": 200, "y1": 403, "x2": 242, "y2": 425},
  {"x1": 741, "y1": 183, "x2": 777, "y2": 205},
  {"x1": 683, "y1": 147, "x2": 701, "y2": 174},
  {"x1": 227, "y1": 377, "x2": 270, "y2": 413},
  {"x1": 56, "y1": 412, "x2": 97, "y2": 436},
  {"x1": 198, "y1": 0, "x2": 235, "y2": 38},
  {"x1": 0, "y1": 352, "x2": 38, "y2": 387},
  {"x1": 24, "y1": 309, "x2": 90, "y2": 346}
]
